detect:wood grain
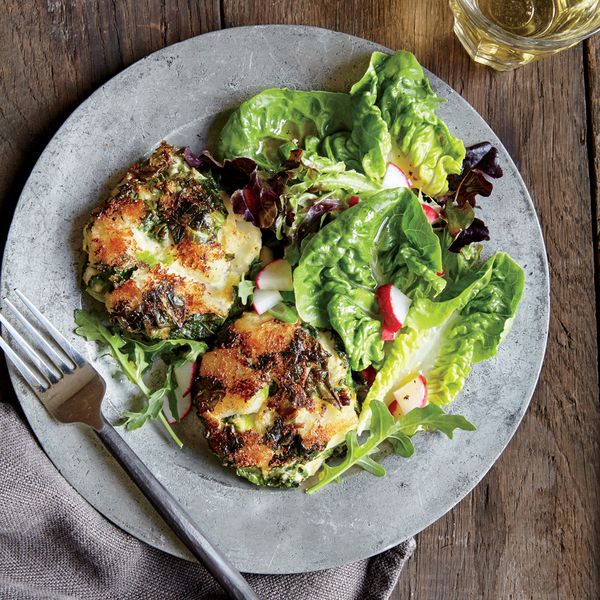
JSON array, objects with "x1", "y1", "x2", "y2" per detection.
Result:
[
  {"x1": 586, "y1": 36, "x2": 600, "y2": 326},
  {"x1": 1, "y1": 1, "x2": 599, "y2": 598}
]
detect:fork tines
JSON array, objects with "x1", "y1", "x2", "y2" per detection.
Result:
[{"x1": 0, "y1": 290, "x2": 84, "y2": 394}]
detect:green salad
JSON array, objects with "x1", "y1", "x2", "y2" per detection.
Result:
[{"x1": 77, "y1": 50, "x2": 523, "y2": 491}]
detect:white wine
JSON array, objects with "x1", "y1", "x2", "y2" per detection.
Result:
[
  {"x1": 450, "y1": 0, "x2": 600, "y2": 70},
  {"x1": 477, "y1": 0, "x2": 600, "y2": 38}
]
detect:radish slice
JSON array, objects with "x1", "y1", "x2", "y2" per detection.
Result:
[
  {"x1": 348, "y1": 195, "x2": 361, "y2": 207},
  {"x1": 382, "y1": 162, "x2": 411, "y2": 190},
  {"x1": 259, "y1": 246, "x2": 274, "y2": 267},
  {"x1": 163, "y1": 361, "x2": 196, "y2": 423},
  {"x1": 253, "y1": 289, "x2": 283, "y2": 315},
  {"x1": 381, "y1": 325, "x2": 397, "y2": 341},
  {"x1": 422, "y1": 204, "x2": 440, "y2": 224},
  {"x1": 388, "y1": 399, "x2": 401, "y2": 418},
  {"x1": 255, "y1": 259, "x2": 293, "y2": 291},
  {"x1": 376, "y1": 284, "x2": 412, "y2": 338},
  {"x1": 390, "y1": 373, "x2": 428, "y2": 417}
]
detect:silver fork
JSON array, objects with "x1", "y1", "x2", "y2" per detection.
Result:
[{"x1": 0, "y1": 290, "x2": 258, "y2": 600}]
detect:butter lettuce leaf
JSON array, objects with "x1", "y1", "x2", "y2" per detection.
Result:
[
  {"x1": 294, "y1": 187, "x2": 444, "y2": 371},
  {"x1": 438, "y1": 229, "x2": 483, "y2": 284},
  {"x1": 216, "y1": 88, "x2": 352, "y2": 170},
  {"x1": 322, "y1": 54, "x2": 392, "y2": 180},
  {"x1": 358, "y1": 252, "x2": 524, "y2": 431},
  {"x1": 331, "y1": 51, "x2": 465, "y2": 196}
]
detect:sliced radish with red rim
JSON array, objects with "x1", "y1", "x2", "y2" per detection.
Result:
[
  {"x1": 255, "y1": 259, "x2": 293, "y2": 291},
  {"x1": 253, "y1": 289, "x2": 283, "y2": 315},
  {"x1": 422, "y1": 204, "x2": 440, "y2": 224},
  {"x1": 382, "y1": 162, "x2": 411, "y2": 190},
  {"x1": 163, "y1": 361, "x2": 196, "y2": 423},
  {"x1": 376, "y1": 284, "x2": 412, "y2": 339}
]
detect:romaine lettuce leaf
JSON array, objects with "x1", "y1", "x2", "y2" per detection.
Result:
[
  {"x1": 329, "y1": 51, "x2": 465, "y2": 197},
  {"x1": 294, "y1": 187, "x2": 444, "y2": 371},
  {"x1": 216, "y1": 88, "x2": 353, "y2": 170},
  {"x1": 358, "y1": 252, "x2": 524, "y2": 431}
]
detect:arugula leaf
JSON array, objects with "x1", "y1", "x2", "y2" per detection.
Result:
[
  {"x1": 74, "y1": 309, "x2": 150, "y2": 394},
  {"x1": 306, "y1": 400, "x2": 475, "y2": 493},
  {"x1": 238, "y1": 278, "x2": 255, "y2": 305},
  {"x1": 121, "y1": 364, "x2": 175, "y2": 430},
  {"x1": 74, "y1": 310, "x2": 207, "y2": 447}
]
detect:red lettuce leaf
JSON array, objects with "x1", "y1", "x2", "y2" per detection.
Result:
[
  {"x1": 461, "y1": 142, "x2": 503, "y2": 178},
  {"x1": 230, "y1": 171, "x2": 285, "y2": 228},
  {"x1": 442, "y1": 142, "x2": 502, "y2": 253},
  {"x1": 184, "y1": 148, "x2": 256, "y2": 194},
  {"x1": 185, "y1": 147, "x2": 286, "y2": 228},
  {"x1": 448, "y1": 218, "x2": 490, "y2": 252},
  {"x1": 451, "y1": 169, "x2": 493, "y2": 208},
  {"x1": 296, "y1": 197, "x2": 341, "y2": 240}
]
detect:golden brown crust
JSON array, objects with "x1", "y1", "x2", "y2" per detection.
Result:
[
  {"x1": 86, "y1": 195, "x2": 146, "y2": 269},
  {"x1": 82, "y1": 142, "x2": 261, "y2": 339},
  {"x1": 199, "y1": 347, "x2": 265, "y2": 405},
  {"x1": 230, "y1": 315, "x2": 298, "y2": 358},
  {"x1": 193, "y1": 313, "x2": 358, "y2": 481},
  {"x1": 176, "y1": 238, "x2": 225, "y2": 276},
  {"x1": 104, "y1": 266, "x2": 212, "y2": 339}
]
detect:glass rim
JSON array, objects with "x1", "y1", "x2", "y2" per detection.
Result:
[{"x1": 452, "y1": 0, "x2": 600, "y2": 49}]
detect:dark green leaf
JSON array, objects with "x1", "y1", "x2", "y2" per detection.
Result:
[
  {"x1": 388, "y1": 433, "x2": 414, "y2": 457},
  {"x1": 307, "y1": 399, "x2": 475, "y2": 493}
]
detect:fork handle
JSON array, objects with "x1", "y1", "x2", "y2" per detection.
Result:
[{"x1": 95, "y1": 416, "x2": 258, "y2": 600}]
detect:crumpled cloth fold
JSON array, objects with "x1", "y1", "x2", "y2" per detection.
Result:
[{"x1": 0, "y1": 403, "x2": 415, "y2": 599}]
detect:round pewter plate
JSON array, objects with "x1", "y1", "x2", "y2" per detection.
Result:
[{"x1": 1, "y1": 26, "x2": 549, "y2": 574}]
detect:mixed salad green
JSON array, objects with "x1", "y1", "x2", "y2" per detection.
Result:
[{"x1": 77, "y1": 50, "x2": 523, "y2": 492}]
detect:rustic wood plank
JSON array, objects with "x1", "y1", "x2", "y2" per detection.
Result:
[
  {"x1": 586, "y1": 36, "x2": 600, "y2": 304},
  {"x1": 220, "y1": 2, "x2": 600, "y2": 598}
]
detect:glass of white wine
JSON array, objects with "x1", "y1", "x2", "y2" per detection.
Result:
[{"x1": 449, "y1": 0, "x2": 600, "y2": 70}]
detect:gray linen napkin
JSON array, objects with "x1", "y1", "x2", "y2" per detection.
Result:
[{"x1": 0, "y1": 403, "x2": 415, "y2": 600}]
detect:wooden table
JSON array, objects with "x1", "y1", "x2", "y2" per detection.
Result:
[{"x1": 1, "y1": 2, "x2": 598, "y2": 597}]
